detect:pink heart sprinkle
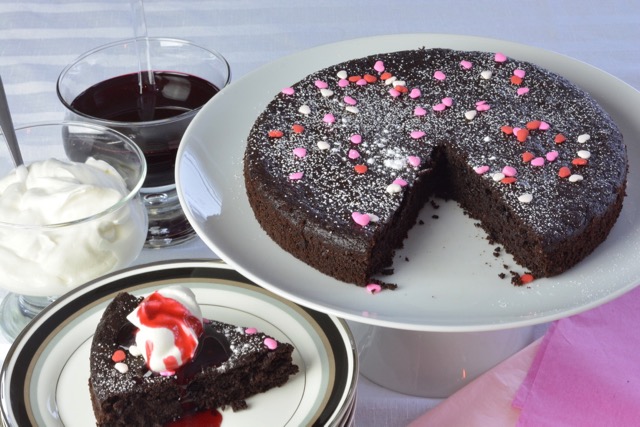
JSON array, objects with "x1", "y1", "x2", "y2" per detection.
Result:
[
  {"x1": 338, "y1": 79, "x2": 349, "y2": 88},
  {"x1": 352, "y1": 212, "x2": 370, "y2": 226},
  {"x1": 348, "y1": 149, "x2": 360, "y2": 159},
  {"x1": 356, "y1": 79, "x2": 367, "y2": 86},
  {"x1": 434, "y1": 70, "x2": 446, "y2": 81},
  {"x1": 476, "y1": 103, "x2": 491, "y2": 112},
  {"x1": 495, "y1": 52, "x2": 507, "y2": 63},
  {"x1": 502, "y1": 166, "x2": 517, "y2": 177},
  {"x1": 410, "y1": 130, "x2": 426, "y2": 139},
  {"x1": 289, "y1": 171, "x2": 304, "y2": 180},
  {"x1": 281, "y1": 87, "x2": 295, "y2": 95},
  {"x1": 366, "y1": 283, "x2": 382, "y2": 294},
  {"x1": 414, "y1": 106, "x2": 427, "y2": 116},
  {"x1": 531, "y1": 157, "x2": 545, "y2": 167},
  {"x1": 264, "y1": 337, "x2": 278, "y2": 350},
  {"x1": 344, "y1": 96, "x2": 357, "y2": 105},
  {"x1": 409, "y1": 88, "x2": 421, "y2": 99},
  {"x1": 513, "y1": 127, "x2": 522, "y2": 135},
  {"x1": 460, "y1": 60, "x2": 473, "y2": 69},
  {"x1": 323, "y1": 113, "x2": 335, "y2": 123},
  {"x1": 476, "y1": 100, "x2": 487, "y2": 106},
  {"x1": 545, "y1": 151, "x2": 559, "y2": 162},
  {"x1": 442, "y1": 97, "x2": 453, "y2": 107},
  {"x1": 293, "y1": 147, "x2": 307, "y2": 158},
  {"x1": 374, "y1": 60, "x2": 385, "y2": 73},
  {"x1": 350, "y1": 134, "x2": 362, "y2": 144},
  {"x1": 407, "y1": 156, "x2": 421, "y2": 167},
  {"x1": 474, "y1": 165, "x2": 490, "y2": 175},
  {"x1": 433, "y1": 103, "x2": 446, "y2": 112},
  {"x1": 517, "y1": 87, "x2": 530, "y2": 96},
  {"x1": 393, "y1": 178, "x2": 408, "y2": 186},
  {"x1": 539, "y1": 121, "x2": 550, "y2": 131},
  {"x1": 389, "y1": 88, "x2": 401, "y2": 97},
  {"x1": 245, "y1": 327, "x2": 257, "y2": 335},
  {"x1": 513, "y1": 69, "x2": 526, "y2": 78},
  {"x1": 314, "y1": 80, "x2": 328, "y2": 89}
]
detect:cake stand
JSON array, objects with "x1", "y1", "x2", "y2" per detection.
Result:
[{"x1": 176, "y1": 33, "x2": 640, "y2": 397}]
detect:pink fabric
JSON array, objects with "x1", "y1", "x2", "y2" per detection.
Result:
[
  {"x1": 407, "y1": 339, "x2": 540, "y2": 427},
  {"x1": 513, "y1": 286, "x2": 640, "y2": 426},
  {"x1": 408, "y1": 285, "x2": 640, "y2": 427}
]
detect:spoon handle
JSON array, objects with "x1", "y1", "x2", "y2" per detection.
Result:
[{"x1": 0, "y1": 75, "x2": 24, "y2": 167}]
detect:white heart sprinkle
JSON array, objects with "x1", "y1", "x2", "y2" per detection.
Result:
[
  {"x1": 386, "y1": 183, "x2": 402, "y2": 194},
  {"x1": 492, "y1": 172, "x2": 505, "y2": 182},
  {"x1": 518, "y1": 193, "x2": 533, "y2": 203},
  {"x1": 345, "y1": 106, "x2": 359, "y2": 114},
  {"x1": 569, "y1": 174, "x2": 584, "y2": 182},
  {"x1": 369, "y1": 214, "x2": 380, "y2": 222},
  {"x1": 577, "y1": 150, "x2": 591, "y2": 159},
  {"x1": 337, "y1": 70, "x2": 348, "y2": 79},
  {"x1": 115, "y1": 362, "x2": 129, "y2": 374},
  {"x1": 464, "y1": 110, "x2": 477, "y2": 120},
  {"x1": 129, "y1": 345, "x2": 141, "y2": 357},
  {"x1": 480, "y1": 70, "x2": 493, "y2": 80},
  {"x1": 298, "y1": 105, "x2": 311, "y2": 115},
  {"x1": 317, "y1": 140, "x2": 330, "y2": 150},
  {"x1": 320, "y1": 88, "x2": 334, "y2": 97},
  {"x1": 577, "y1": 134, "x2": 591, "y2": 143},
  {"x1": 392, "y1": 80, "x2": 406, "y2": 87},
  {"x1": 384, "y1": 76, "x2": 397, "y2": 85}
]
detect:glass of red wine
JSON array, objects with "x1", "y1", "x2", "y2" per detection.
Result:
[{"x1": 57, "y1": 37, "x2": 231, "y2": 248}]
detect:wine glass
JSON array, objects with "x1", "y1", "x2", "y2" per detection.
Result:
[
  {"x1": 0, "y1": 121, "x2": 148, "y2": 340},
  {"x1": 56, "y1": 37, "x2": 231, "y2": 248}
]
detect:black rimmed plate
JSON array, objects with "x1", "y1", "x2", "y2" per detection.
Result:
[{"x1": 0, "y1": 260, "x2": 358, "y2": 427}]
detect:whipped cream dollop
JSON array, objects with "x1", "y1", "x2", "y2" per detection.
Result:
[
  {"x1": 0, "y1": 157, "x2": 147, "y2": 296},
  {"x1": 127, "y1": 286, "x2": 204, "y2": 373}
]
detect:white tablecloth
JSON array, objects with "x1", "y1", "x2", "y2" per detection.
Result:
[{"x1": 0, "y1": 1, "x2": 638, "y2": 425}]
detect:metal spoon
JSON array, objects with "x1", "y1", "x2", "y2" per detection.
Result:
[{"x1": 0, "y1": 75, "x2": 24, "y2": 167}]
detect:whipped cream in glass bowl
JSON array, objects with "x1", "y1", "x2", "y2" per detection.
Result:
[{"x1": 0, "y1": 121, "x2": 148, "y2": 340}]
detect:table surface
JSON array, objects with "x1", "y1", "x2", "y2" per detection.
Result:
[{"x1": 0, "y1": 1, "x2": 638, "y2": 425}]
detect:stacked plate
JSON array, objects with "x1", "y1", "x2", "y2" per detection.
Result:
[{"x1": 0, "y1": 261, "x2": 358, "y2": 427}]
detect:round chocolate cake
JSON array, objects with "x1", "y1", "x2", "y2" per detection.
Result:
[{"x1": 243, "y1": 48, "x2": 627, "y2": 289}]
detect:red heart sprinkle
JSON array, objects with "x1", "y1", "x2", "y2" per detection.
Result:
[
  {"x1": 268, "y1": 130, "x2": 283, "y2": 138},
  {"x1": 554, "y1": 134, "x2": 566, "y2": 144},
  {"x1": 501, "y1": 177, "x2": 517, "y2": 184},
  {"x1": 510, "y1": 75, "x2": 523, "y2": 85},
  {"x1": 380, "y1": 72, "x2": 393, "y2": 80},
  {"x1": 558, "y1": 166, "x2": 571, "y2": 178},
  {"x1": 501, "y1": 125, "x2": 513, "y2": 135},
  {"x1": 363, "y1": 74, "x2": 378, "y2": 83},
  {"x1": 292, "y1": 124, "x2": 304, "y2": 134},
  {"x1": 516, "y1": 128, "x2": 529, "y2": 142},
  {"x1": 522, "y1": 151, "x2": 535, "y2": 162},
  {"x1": 572, "y1": 158, "x2": 588, "y2": 166},
  {"x1": 354, "y1": 164, "x2": 368, "y2": 174},
  {"x1": 348, "y1": 75, "x2": 362, "y2": 82},
  {"x1": 112, "y1": 349, "x2": 126, "y2": 363},
  {"x1": 526, "y1": 120, "x2": 541, "y2": 130},
  {"x1": 520, "y1": 273, "x2": 535, "y2": 284}
]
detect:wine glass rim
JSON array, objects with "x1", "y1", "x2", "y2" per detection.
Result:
[
  {"x1": 0, "y1": 120, "x2": 147, "y2": 229},
  {"x1": 55, "y1": 37, "x2": 232, "y2": 126}
]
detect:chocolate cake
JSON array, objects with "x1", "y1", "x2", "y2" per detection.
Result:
[
  {"x1": 243, "y1": 48, "x2": 627, "y2": 288},
  {"x1": 89, "y1": 290, "x2": 298, "y2": 426}
]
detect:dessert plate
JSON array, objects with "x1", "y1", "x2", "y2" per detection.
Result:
[
  {"x1": 0, "y1": 261, "x2": 357, "y2": 427},
  {"x1": 176, "y1": 33, "x2": 640, "y2": 331}
]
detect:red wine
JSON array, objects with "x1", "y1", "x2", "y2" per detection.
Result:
[{"x1": 70, "y1": 72, "x2": 220, "y2": 188}]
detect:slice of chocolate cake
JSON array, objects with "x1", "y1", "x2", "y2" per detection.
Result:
[{"x1": 89, "y1": 287, "x2": 298, "y2": 426}]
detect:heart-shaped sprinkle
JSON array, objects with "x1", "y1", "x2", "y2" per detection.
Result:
[
  {"x1": 380, "y1": 72, "x2": 392, "y2": 80},
  {"x1": 289, "y1": 172, "x2": 303, "y2": 180},
  {"x1": 433, "y1": 103, "x2": 446, "y2": 112},
  {"x1": 354, "y1": 164, "x2": 368, "y2": 174},
  {"x1": 389, "y1": 88, "x2": 401, "y2": 97},
  {"x1": 501, "y1": 177, "x2": 517, "y2": 184},
  {"x1": 493, "y1": 172, "x2": 506, "y2": 181},
  {"x1": 460, "y1": 60, "x2": 473, "y2": 69},
  {"x1": 409, "y1": 88, "x2": 421, "y2": 99},
  {"x1": 414, "y1": 106, "x2": 427, "y2": 116},
  {"x1": 350, "y1": 134, "x2": 362, "y2": 144},
  {"x1": 526, "y1": 120, "x2": 541, "y2": 130},
  {"x1": 407, "y1": 156, "x2": 421, "y2": 167},
  {"x1": 442, "y1": 97, "x2": 453, "y2": 107},
  {"x1": 344, "y1": 96, "x2": 357, "y2": 105},
  {"x1": 293, "y1": 147, "x2": 307, "y2": 158},
  {"x1": 386, "y1": 183, "x2": 402, "y2": 194},
  {"x1": 518, "y1": 193, "x2": 533, "y2": 203},
  {"x1": 516, "y1": 128, "x2": 529, "y2": 142},
  {"x1": 577, "y1": 134, "x2": 591, "y2": 143},
  {"x1": 317, "y1": 140, "x2": 330, "y2": 150},
  {"x1": 465, "y1": 110, "x2": 477, "y2": 120},
  {"x1": 384, "y1": 76, "x2": 397, "y2": 85},
  {"x1": 112, "y1": 349, "x2": 126, "y2": 363},
  {"x1": 323, "y1": 113, "x2": 335, "y2": 123},
  {"x1": 281, "y1": 87, "x2": 295, "y2": 95},
  {"x1": 337, "y1": 70, "x2": 348, "y2": 79},
  {"x1": 480, "y1": 70, "x2": 493, "y2": 79},
  {"x1": 476, "y1": 103, "x2": 490, "y2": 112},
  {"x1": 292, "y1": 124, "x2": 304, "y2": 133},
  {"x1": 474, "y1": 165, "x2": 490, "y2": 175},
  {"x1": 392, "y1": 80, "x2": 406, "y2": 87},
  {"x1": 268, "y1": 129, "x2": 283, "y2": 138},
  {"x1": 346, "y1": 106, "x2": 359, "y2": 114},
  {"x1": 245, "y1": 327, "x2": 257, "y2": 335},
  {"x1": 539, "y1": 121, "x2": 550, "y2": 131},
  {"x1": 522, "y1": 152, "x2": 535, "y2": 162},
  {"x1": 366, "y1": 283, "x2": 382, "y2": 294},
  {"x1": 572, "y1": 158, "x2": 588, "y2": 166},
  {"x1": 513, "y1": 69, "x2": 526, "y2": 78},
  {"x1": 434, "y1": 70, "x2": 446, "y2": 81},
  {"x1": 348, "y1": 149, "x2": 360, "y2": 159},
  {"x1": 264, "y1": 338, "x2": 278, "y2": 350},
  {"x1": 545, "y1": 151, "x2": 559, "y2": 162},
  {"x1": 510, "y1": 75, "x2": 523, "y2": 85},
  {"x1": 517, "y1": 87, "x2": 530, "y2": 96},
  {"x1": 338, "y1": 79, "x2": 349, "y2": 87},
  {"x1": 501, "y1": 125, "x2": 514, "y2": 135},
  {"x1": 352, "y1": 212, "x2": 370, "y2": 226},
  {"x1": 569, "y1": 174, "x2": 584, "y2": 182},
  {"x1": 356, "y1": 78, "x2": 367, "y2": 86},
  {"x1": 393, "y1": 178, "x2": 408, "y2": 186},
  {"x1": 314, "y1": 80, "x2": 328, "y2": 89},
  {"x1": 577, "y1": 150, "x2": 591, "y2": 159},
  {"x1": 558, "y1": 166, "x2": 571, "y2": 178},
  {"x1": 531, "y1": 157, "x2": 545, "y2": 167},
  {"x1": 320, "y1": 88, "x2": 334, "y2": 97},
  {"x1": 494, "y1": 52, "x2": 507, "y2": 62},
  {"x1": 364, "y1": 74, "x2": 378, "y2": 83},
  {"x1": 410, "y1": 130, "x2": 426, "y2": 139},
  {"x1": 502, "y1": 166, "x2": 517, "y2": 177},
  {"x1": 554, "y1": 133, "x2": 567, "y2": 144},
  {"x1": 374, "y1": 60, "x2": 385, "y2": 73},
  {"x1": 298, "y1": 105, "x2": 311, "y2": 115}
]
